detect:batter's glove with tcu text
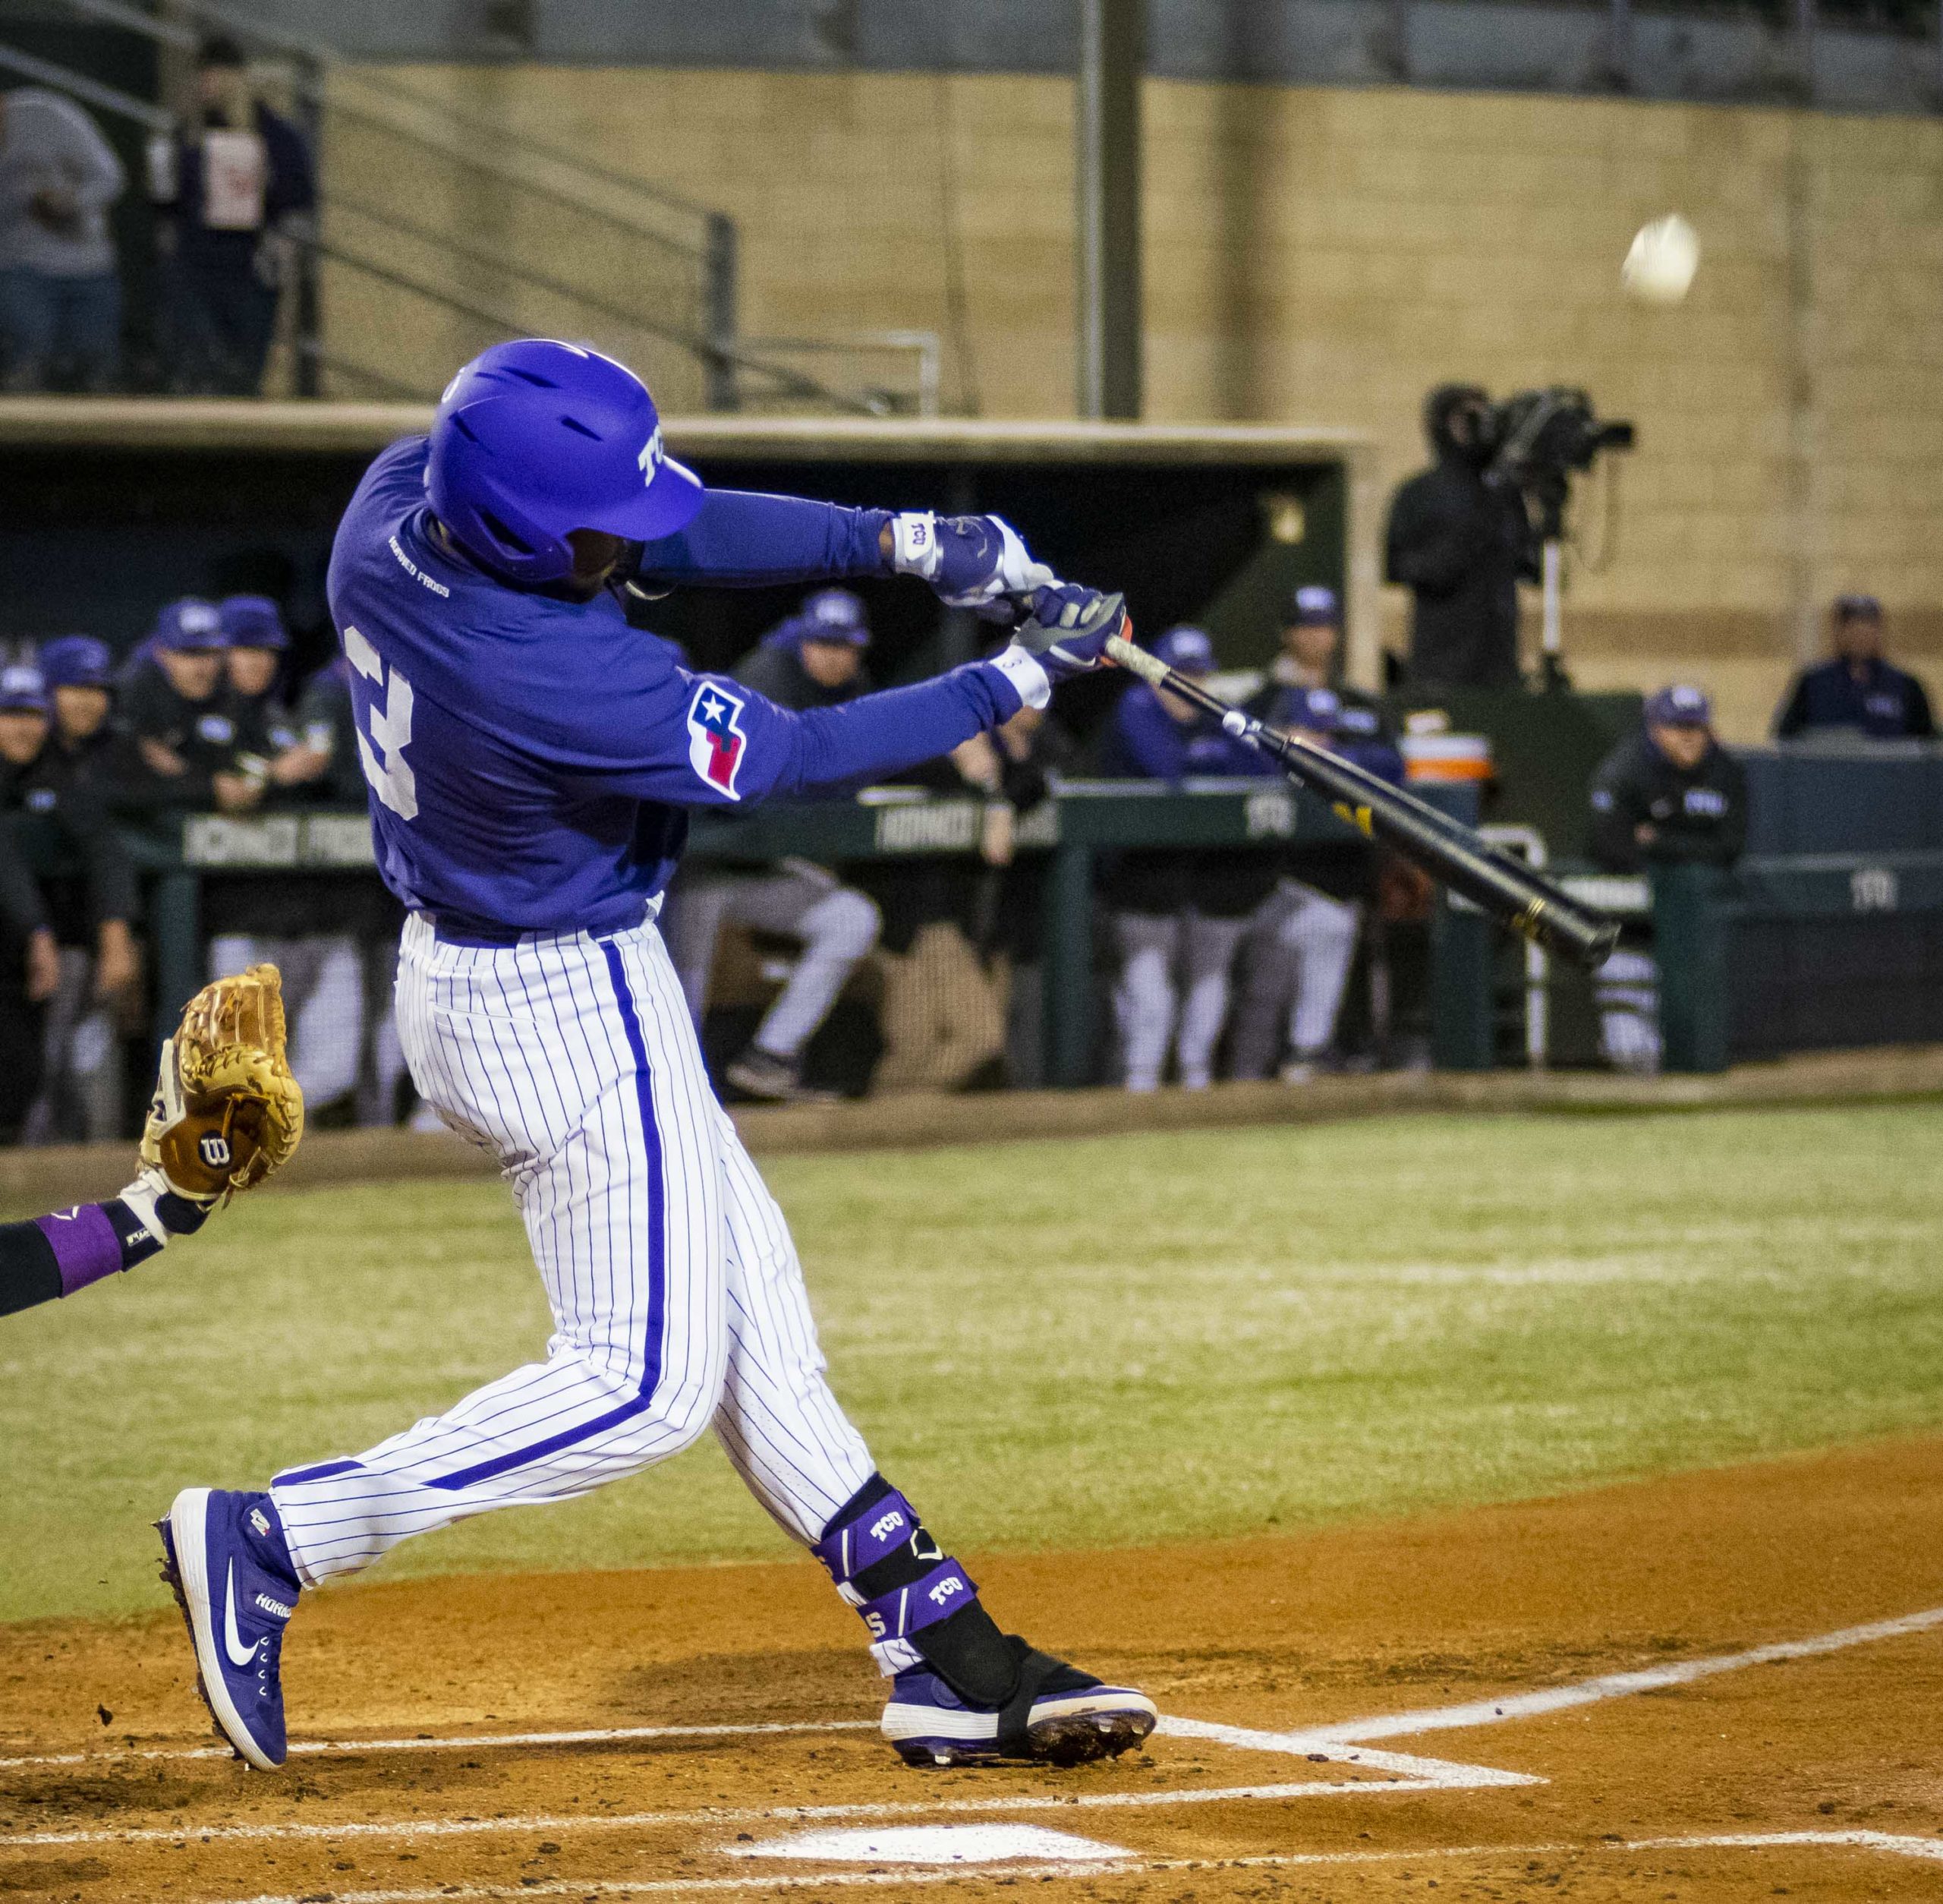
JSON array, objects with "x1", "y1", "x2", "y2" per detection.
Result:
[
  {"x1": 889, "y1": 512, "x2": 1056, "y2": 617},
  {"x1": 140, "y1": 965, "x2": 305, "y2": 1203}
]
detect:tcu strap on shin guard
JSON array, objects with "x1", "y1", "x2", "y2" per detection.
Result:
[{"x1": 814, "y1": 1475, "x2": 1020, "y2": 1707}]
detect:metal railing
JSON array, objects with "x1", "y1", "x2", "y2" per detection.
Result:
[{"x1": 14, "y1": 0, "x2": 924, "y2": 412}]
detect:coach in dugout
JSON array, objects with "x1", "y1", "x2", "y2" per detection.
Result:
[
  {"x1": 666, "y1": 588, "x2": 883, "y2": 1102},
  {"x1": 1587, "y1": 684, "x2": 1747, "y2": 1074},
  {"x1": 1772, "y1": 593, "x2": 1936, "y2": 742}
]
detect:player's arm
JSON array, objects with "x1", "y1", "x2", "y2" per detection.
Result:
[
  {"x1": 635, "y1": 491, "x2": 1057, "y2": 616},
  {"x1": 0, "y1": 1187, "x2": 209, "y2": 1319},
  {"x1": 603, "y1": 592, "x2": 1123, "y2": 809}
]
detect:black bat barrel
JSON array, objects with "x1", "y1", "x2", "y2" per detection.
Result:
[{"x1": 1101, "y1": 635, "x2": 1619, "y2": 970}]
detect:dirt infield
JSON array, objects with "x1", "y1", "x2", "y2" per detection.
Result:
[{"x1": 6, "y1": 1439, "x2": 1943, "y2": 1901}]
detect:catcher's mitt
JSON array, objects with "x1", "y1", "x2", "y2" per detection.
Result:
[{"x1": 140, "y1": 964, "x2": 305, "y2": 1200}]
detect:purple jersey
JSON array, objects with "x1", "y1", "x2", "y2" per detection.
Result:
[{"x1": 326, "y1": 438, "x2": 1030, "y2": 938}]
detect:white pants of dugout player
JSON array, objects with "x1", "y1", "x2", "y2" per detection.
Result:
[
  {"x1": 1112, "y1": 909, "x2": 1249, "y2": 1091},
  {"x1": 1227, "y1": 882, "x2": 1362, "y2": 1083},
  {"x1": 668, "y1": 861, "x2": 880, "y2": 1066},
  {"x1": 1595, "y1": 945, "x2": 1662, "y2": 1075},
  {"x1": 266, "y1": 913, "x2": 1151, "y2": 1765}
]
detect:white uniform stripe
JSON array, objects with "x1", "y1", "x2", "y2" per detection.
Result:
[{"x1": 273, "y1": 916, "x2": 873, "y2": 1586}]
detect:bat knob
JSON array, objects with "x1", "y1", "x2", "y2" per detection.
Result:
[{"x1": 1220, "y1": 709, "x2": 1249, "y2": 738}]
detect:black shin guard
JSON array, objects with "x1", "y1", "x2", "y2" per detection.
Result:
[{"x1": 814, "y1": 1474, "x2": 1027, "y2": 1708}]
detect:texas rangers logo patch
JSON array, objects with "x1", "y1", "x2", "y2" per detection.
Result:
[{"x1": 688, "y1": 682, "x2": 748, "y2": 799}]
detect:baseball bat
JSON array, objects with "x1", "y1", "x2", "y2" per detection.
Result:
[{"x1": 1104, "y1": 633, "x2": 1620, "y2": 969}]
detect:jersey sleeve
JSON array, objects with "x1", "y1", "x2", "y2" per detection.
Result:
[{"x1": 634, "y1": 490, "x2": 891, "y2": 588}]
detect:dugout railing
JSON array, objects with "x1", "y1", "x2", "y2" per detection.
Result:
[
  {"x1": 36, "y1": 780, "x2": 1942, "y2": 1092},
  {"x1": 90, "y1": 782, "x2": 1472, "y2": 1092}
]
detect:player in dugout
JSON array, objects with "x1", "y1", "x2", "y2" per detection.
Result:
[
  {"x1": 1100, "y1": 624, "x2": 1276, "y2": 1092},
  {"x1": 120, "y1": 598, "x2": 265, "y2": 813},
  {"x1": 1230, "y1": 585, "x2": 1403, "y2": 1083},
  {"x1": 1773, "y1": 593, "x2": 1936, "y2": 742},
  {"x1": 668, "y1": 587, "x2": 883, "y2": 1102},
  {"x1": 1587, "y1": 683, "x2": 1747, "y2": 1073},
  {"x1": 0, "y1": 645, "x2": 142, "y2": 1143}
]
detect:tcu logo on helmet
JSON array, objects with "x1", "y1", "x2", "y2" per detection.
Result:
[
  {"x1": 199, "y1": 1133, "x2": 233, "y2": 1170},
  {"x1": 638, "y1": 427, "x2": 665, "y2": 487}
]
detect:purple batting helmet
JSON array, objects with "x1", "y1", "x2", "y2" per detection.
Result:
[{"x1": 424, "y1": 338, "x2": 706, "y2": 585}]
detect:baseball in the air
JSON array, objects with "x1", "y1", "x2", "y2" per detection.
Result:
[{"x1": 1620, "y1": 214, "x2": 1700, "y2": 306}]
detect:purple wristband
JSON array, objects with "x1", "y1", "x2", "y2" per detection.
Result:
[{"x1": 36, "y1": 1204, "x2": 125, "y2": 1297}]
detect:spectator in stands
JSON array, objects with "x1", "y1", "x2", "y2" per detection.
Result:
[
  {"x1": 1101, "y1": 625, "x2": 1274, "y2": 1092},
  {"x1": 219, "y1": 594, "x2": 298, "y2": 764},
  {"x1": 1229, "y1": 686, "x2": 1403, "y2": 1084},
  {"x1": 1772, "y1": 594, "x2": 1936, "y2": 742},
  {"x1": 667, "y1": 588, "x2": 883, "y2": 1102},
  {"x1": 1, "y1": 646, "x2": 140, "y2": 1144},
  {"x1": 1385, "y1": 384, "x2": 1532, "y2": 690},
  {"x1": 121, "y1": 597, "x2": 263, "y2": 812},
  {"x1": 0, "y1": 660, "x2": 142, "y2": 1142},
  {"x1": 0, "y1": 666, "x2": 61, "y2": 1140},
  {"x1": 0, "y1": 87, "x2": 124, "y2": 393},
  {"x1": 1587, "y1": 683, "x2": 1748, "y2": 1074},
  {"x1": 150, "y1": 35, "x2": 315, "y2": 397}
]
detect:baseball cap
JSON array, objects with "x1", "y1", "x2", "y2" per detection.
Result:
[
  {"x1": 770, "y1": 587, "x2": 871, "y2": 649},
  {"x1": 1154, "y1": 626, "x2": 1217, "y2": 675},
  {"x1": 1645, "y1": 683, "x2": 1712, "y2": 728},
  {"x1": 1279, "y1": 685, "x2": 1343, "y2": 733},
  {"x1": 1290, "y1": 585, "x2": 1340, "y2": 626},
  {"x1": 1833, "y1": 592, "x2": 1882, "y2": 623},
  {"x1": 153, "y1": 598, "x2": 226, "y2": 652},
  {"x1": 0, "y1": 664, "x2": 50, "y2": 714},
  {"x1": 39, "y1": 635, "x2": 113, "y2": 690},
  {"x1": 219, "y1": 594, "x2": 289, "y2": 651}
]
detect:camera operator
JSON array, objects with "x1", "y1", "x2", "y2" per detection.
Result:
[{"x1": 1384, "y1": 384, "x2": 1533, "y2": 691}]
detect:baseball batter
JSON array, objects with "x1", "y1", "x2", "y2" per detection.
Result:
[{"x1": 155, "y1": 339, "x2": 1155, "y2": 1776}]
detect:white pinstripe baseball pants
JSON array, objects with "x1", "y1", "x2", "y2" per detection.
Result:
[{"x1": 269, "y1": 913, "x2": 876, "y2": 1587}]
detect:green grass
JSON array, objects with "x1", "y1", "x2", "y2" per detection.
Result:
[{"x1": 5, "y1": 1103, "x2": 1943, "y2": 1624}]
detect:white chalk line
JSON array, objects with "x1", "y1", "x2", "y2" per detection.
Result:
[
  {"x1": 1156, "y1": 1601, "x2": 1943, "y2": 1763},
  {"x1": 4, "y1": 1777, "x2": 1450, "y2": 1850},
  {"x1": 0, "y1": 1719, "x2": 877, "y2": 1775},
  {"x1": 211, "y1": 1833, "x2": 1943, "y2": 1904}
]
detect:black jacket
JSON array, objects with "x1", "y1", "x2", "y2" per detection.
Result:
[
  {"x1": 0, "y1": 738, "x2": 140, "y2": 945},
  {"x1": 732, "y1": 642, "x2": 873, "y2": 714},
  {"x1": 1588, "y1": 730, "x2": 1748, "y2": 874},
  {"x1": 1384, "y1": 456, "x2": 1531, "y2": 690}
]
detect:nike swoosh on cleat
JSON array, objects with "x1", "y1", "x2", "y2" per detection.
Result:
[{"x1": 222, "y1": 1562, "x2": 258, "y2": 1669}]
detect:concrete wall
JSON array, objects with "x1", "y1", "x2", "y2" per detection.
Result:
[{"x1": 327, "y1": 66, "x2": 1943, "y2": 738}]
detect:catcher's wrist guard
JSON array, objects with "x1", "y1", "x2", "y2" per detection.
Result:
[{"x1": 140, "y1": 964, "x2": 304, "y2": 1202}]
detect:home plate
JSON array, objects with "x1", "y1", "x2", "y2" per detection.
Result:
[{"x1": 727, "y1": 1824, "x2": 1134, "y2": 1865}]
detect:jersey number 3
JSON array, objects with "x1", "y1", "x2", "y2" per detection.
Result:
[{"x1": 344, "y1": 624, "x2": 418, "y2": 821}]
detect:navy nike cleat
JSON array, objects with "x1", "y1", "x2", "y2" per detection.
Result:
[
  {"x1": 156, "y1": 1487, "x2": 299, "y2": 1770},
  {"x1": 881, "y1": 1654, "x2": 1157, "y2": 1768}
]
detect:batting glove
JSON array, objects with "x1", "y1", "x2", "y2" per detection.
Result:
[
  {"x1": 1007, "y1": 586, "x2": 1129, "y2": 682},
  {"x1": 889, "y1": 512, "x2": 1055, "y2": 616}
]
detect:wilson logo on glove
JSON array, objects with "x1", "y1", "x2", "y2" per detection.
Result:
[{"x1": 198, "y1": 1134, "x2": 233, "y2": 1170}]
